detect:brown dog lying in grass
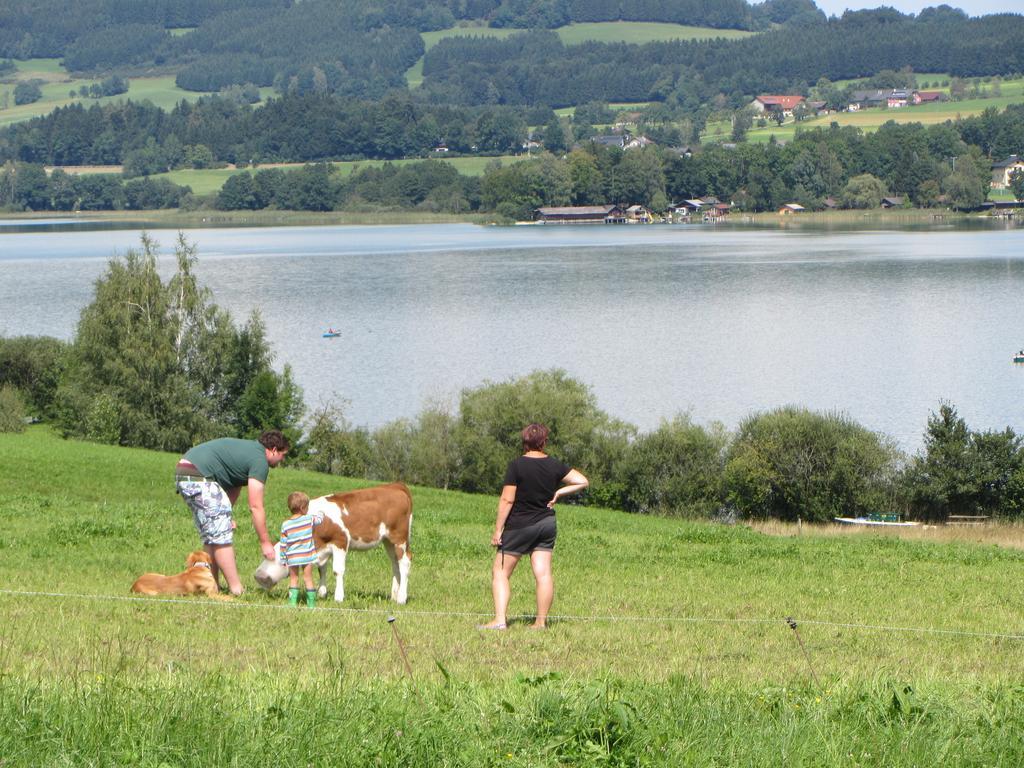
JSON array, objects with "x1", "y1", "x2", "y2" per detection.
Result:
[{"x1": 131, "y1": 550, "x2": 229, "y2": 599}]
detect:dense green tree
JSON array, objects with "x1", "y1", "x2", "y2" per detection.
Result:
[
  {"x1": 235, "y1": 366, "x2": 304, "y2": 446},
  {"x1": 0, "y1": 385, "x2": 26, "y2": 433},
  {"x1": 123, "y1": 177, "x2": 190, "y2": 210},
  {"x1": 481, "y1": 154, "x2": 570, "y2": 219},
  {"x1": 731, "y1": 108, "x2": 753, "y2": 143},
  {"x1": 787, "y1": 143, "x2": 844, "y2": 200},
  {"x1": 840, "y1": 173, "x2": 887, "y2": 209},
  {"x1": 5, "y1": 163, "x2": 50, "y2": 210},
  {"x1": 55, "y1": 234, "x2": 302, "y2": 450},
  {"x1": 902, "y1": 404, "x2": 1024, "y2": 521},
  {"x1": 453, "y1": 368, "x2": 633, "y2": 495},
  {"x1": 301, "y1": 403, "x2": 373, "y2": 478},
  {"x1": 73, "y1": 173, "x2": 124, "y2": 210},
  {"x1": 566, "y1": 149, "x2": 604, "y2": 205},
  {"x1": 277, "y1": 163, "x2": 338, "y2": 211},
  {"x1": 13, "y1": 81, "x2": 42, "y2": 105},
  {"x1": 0, "y1": 335, "x2": 68, "y2": 419},
  {"x1": 617, "y1": 415, "x2": 726, "y2": 516},
  {"x1": 943, "y1": 151, "x2": 990, "y2": 210},
  {"x1": 1010, "y1": 168, "x2": 1024, "y2": 203},
  {"x1": 48, "y1": 169, "x2": 78, "y2": 211},
  {"x1": 542, "y1": 115, "x2": 568, "y2": 154},
  {"x1": 723, "y1": 406, "x2": 900, "y2": 523},
  {"x1": 57, "y1": 236, "x2": 205, "y2": 449},
  {"x1": 406, "y1": 401, "x2": 462, "y2": 490},
  {"x1": 217, "y1": 171, "x2": 258, "y2": 210},
  {"x1": 122, "y1": 138, "x2": 170, "y2": 178},
  {"x1": 474, "y1": 109, "x2": 526, "y2": 153},
  {"x1": 609, "y1": 148, "x2": 666, "y2": 207}
]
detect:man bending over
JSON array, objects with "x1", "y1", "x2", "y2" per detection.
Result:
[{"x1": 175, "y1": 430, "x2": 290, "y2": 595}]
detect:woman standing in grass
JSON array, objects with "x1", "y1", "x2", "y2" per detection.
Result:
[
  {"x1": 480, "y1": 423, "x2": 588, "y2": 630},
  {"x1": 279, "y1": 491, "x2": 319, "y2": 607}
]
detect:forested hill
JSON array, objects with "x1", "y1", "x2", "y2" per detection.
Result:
[
  {"x1": 3, "y1": 1, "x2": 1019, "y2": 112},
  {"x1": 421, "y1": 9, "x2": 1024, "y2": 107},
  {"x1": 0, "y1": 0, "x2": 816, "y2": 100},
  {"x1": 0, "y1": 0, "x2": 806, "y2": 63}
]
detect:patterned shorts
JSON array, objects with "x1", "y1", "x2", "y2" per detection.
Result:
[{"x1": 176, "y1": 479, "x2": 233, "y2": 546}]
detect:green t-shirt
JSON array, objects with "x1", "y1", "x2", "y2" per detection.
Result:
[{"x1": 184, "y1": 438, "x2": 269, "y2": 490}]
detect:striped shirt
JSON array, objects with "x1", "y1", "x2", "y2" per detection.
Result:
[{"x1": 279, "y1": 513, "x2": 320, "y2": 566}]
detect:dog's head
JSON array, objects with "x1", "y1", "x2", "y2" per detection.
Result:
[{"x1": 186, "y1": 550, "x2": 213, "y2": 569}]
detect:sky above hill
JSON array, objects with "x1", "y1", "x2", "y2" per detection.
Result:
[{"x1": 813, "y1": 0, "x2": 1023, "y2": 15}]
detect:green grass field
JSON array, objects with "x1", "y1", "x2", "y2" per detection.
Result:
[
  {"x1": 407, "y1": 21, "x2": 755, "y2": 86},
  {"x1": 0, "y1": 59, "x2": 274, "y2": 128},
  {"x1": 4, "y1": 426, "x2": 1024, "y2": 764},
  {"x1": 703, "y1": 77, "x2": 1024, "y2": 144},
  {"x1": 554, "y1": 102, "x2": 652, "y2": 119}
]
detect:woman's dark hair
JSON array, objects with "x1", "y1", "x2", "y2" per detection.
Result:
[
  {"x1": 259, "y1": 429, "x2": 291, "y2": 452},
  {"x1": 521, "y1": 423, "x2": 548, "y2": 451}
]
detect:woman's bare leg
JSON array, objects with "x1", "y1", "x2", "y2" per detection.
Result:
[
  {"x1": 530, "y1": 549, "x2": 553, "y2": 628},
  {"x1": 482, "y1": 551, "x2": 520, "y2": 628}
]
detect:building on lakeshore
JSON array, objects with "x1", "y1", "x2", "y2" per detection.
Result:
[
  {"x1": 991, "y1": 156, "x2": 1024, "y2": 189},
  {"x1": 534, "y1": 205, "x2": 626, "y2": 223},
  {"x1": 625, "y1": 204, "x2": 653, "y2": 223},
  {"x1": 778, "y1": 203, "x2": 806, "y2": 215}
]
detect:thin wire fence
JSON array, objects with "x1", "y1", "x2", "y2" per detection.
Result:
[{"x1": 3, "y1": 588, "x2": 1023, "y2": 642}]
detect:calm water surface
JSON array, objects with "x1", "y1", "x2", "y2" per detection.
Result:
[{"x1": 2, "y1": 220, "x2": 1023, "y2": 450}]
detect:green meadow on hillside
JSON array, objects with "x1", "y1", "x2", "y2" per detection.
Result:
[
  {"x1": 0, "y1": 58, "x2": 274, "y2": 128},
  {"x1": 702, "y1": 77, "x2": 1024, "y2": 143},
  {"x1": 3, "y1": 427, "x2": 1024, "y2": 764}
]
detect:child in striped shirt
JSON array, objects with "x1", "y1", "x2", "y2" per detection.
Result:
[{"x1": 280, "y1": 491, "x2": 318, "y2": 607}]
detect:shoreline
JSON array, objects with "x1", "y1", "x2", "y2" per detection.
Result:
[
  {"x1": 0, "y1": 206, "x2": 1012, "y2": 230},
  {"x1": 0, "y1": 209, "x2": 493, "y2": 228}
]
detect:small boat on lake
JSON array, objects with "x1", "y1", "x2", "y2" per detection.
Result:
[
  {"x1": 322, "y1": 327, "x2": 341, "y2": 338},
  {"x1": 1014, "y1": 350, "x2": 1024, "y2": 364}
]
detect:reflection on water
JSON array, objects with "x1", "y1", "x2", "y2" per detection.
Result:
[{"x1": 2, "y1": 221, "x2": 1024, "y2": 450}]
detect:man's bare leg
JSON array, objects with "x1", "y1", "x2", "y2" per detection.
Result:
[{"x1": 205, "y1": 543, "x2": 244, "y2": 595}]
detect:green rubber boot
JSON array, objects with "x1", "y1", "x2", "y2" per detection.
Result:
[
  {"x1": 306, "y1": 589, "x2": 316, "y2": 608},
  {"x1": 288, "y1": 587, "x2": 300, "y2": 606}
]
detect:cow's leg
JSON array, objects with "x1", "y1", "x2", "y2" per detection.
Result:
[
  {"x1": 384, "y1": 540, "x2": 401, "y2": 601},
  {"x1": 332, "y1": 545, "x2": 348, "y2": 602},
  {"x1": 388, "y1": 541, "x2": 410, "y2": 605},
  {"x1": 316, "y1": 552, "x2": 330, "y2": 600}
]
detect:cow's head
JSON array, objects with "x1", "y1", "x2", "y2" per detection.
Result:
[{"x1": 253, "y1": 542, "x2": 288, "y2": 589}]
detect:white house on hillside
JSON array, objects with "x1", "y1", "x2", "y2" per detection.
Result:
[{"x1": 991, "y1": 155, "x2": 1024, "y2": 189}]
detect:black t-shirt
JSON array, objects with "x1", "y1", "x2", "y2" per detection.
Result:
[{"x1": 502, "y1": 454, "x2": 572, "y2": 529}]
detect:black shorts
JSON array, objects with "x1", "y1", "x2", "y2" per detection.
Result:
[{"x1": 500, "y1": 517, "x2": 556, "y2": 555}]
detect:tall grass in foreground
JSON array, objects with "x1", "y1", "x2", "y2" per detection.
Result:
[
  {"x1": 3, "y1": 672, "x2": 1024, "y2": 766},
  {"x1": 5, "y1": 427, "x2": 1024, "y2": 764}
]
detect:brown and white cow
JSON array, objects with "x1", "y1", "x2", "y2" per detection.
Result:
[{"x1": 253, "y1": 483, "x2": 412, "y2": 604}]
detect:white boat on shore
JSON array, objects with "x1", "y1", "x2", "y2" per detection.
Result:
[{"x1": 834, "y1": 516, "x2": 920, "y2": 527}]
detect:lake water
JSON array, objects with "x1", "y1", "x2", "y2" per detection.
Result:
[{"x1": 2, "y1": 219, "x2": 1023, "y2": 451}]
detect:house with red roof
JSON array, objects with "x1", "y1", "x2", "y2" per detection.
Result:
[
  {"x1": 913, "y1": 91, "x2": 947, "y2": 104},
  {"x1": 750, "y1": 95, "x2": 806, "y2": 118}
]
